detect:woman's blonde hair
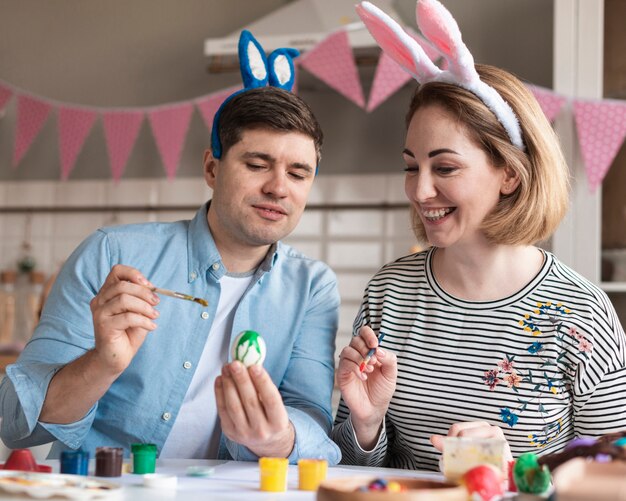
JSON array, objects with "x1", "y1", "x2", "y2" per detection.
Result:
[{"x1": 407, "y1": 64, "x2": 570, "y2": 246}]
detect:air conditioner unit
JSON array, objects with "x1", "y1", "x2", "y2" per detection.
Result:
[{"x1": 203, "y1": 0, "x2": 403, "y2": 72}]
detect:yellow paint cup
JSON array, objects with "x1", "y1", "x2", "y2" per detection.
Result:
[
  {"x1": 298, "y1": 458, "x2": 327, "y2": 491},
  {"x1": 259, "y1": 457, "x2": 288, "y2": 492}
]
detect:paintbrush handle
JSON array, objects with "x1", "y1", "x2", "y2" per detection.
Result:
[{"x1": 150, "y1": 286, "x2": 209, "y2": 307}]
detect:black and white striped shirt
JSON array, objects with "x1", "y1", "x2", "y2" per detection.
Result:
[{"x1": 333, "y1": 247, "x2": 626, "y2": 471}]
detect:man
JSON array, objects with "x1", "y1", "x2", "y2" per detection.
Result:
[{"x1": 0, "y1": 73, "x2": 341, "y2": 463}]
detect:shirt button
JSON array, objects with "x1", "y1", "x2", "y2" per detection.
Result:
[
  {"x1": 201, "y1": 312, "x2": 209, "y2": 320},
  {"x1": 162, "y1": 412, "x2": 171, "y2": 421},
  {"x1": 212, "y1": 263, "x2": 220, "y2": 271},
  {"x1": 189, "y1": 272, "x2": 197, "y2": 280},
  {"x1": 183, "y1": 361, "x2": 192, "y2": 369}
]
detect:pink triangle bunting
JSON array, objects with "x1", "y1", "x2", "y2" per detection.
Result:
[
  {"x1": 57, "y1": 107, "x2": 98, "y2": 180},
  {"x1": 528, "y1": 85, "x2": 567, "y2": 123},
  {"x1": 148, "y1": 103, "x2": 194, "y2": 180},
  {"x1": 299, "y1": 30, "x2": 365, "y2": 108},
  {"x1": 13, "y1": 95, "x2": 53, "y2": 168},
  {"x1": 573, "y1": 99, "x2": 626, "y2": 193},
  {"x1": 367, "y1": 31, "x2": 440, "y2": 112},
  {"x1": 367, "y1": 52, "x2": 413, "y2": 112},
  {"x1": 103, "y1": 111, "x2": 144, "y2": 182},
  {"x1": 0, "y1": 83, "x2": 13, "y2": 113},
  {"x1": 196, "y1": 86, "x2": 241, "y2": 133}
]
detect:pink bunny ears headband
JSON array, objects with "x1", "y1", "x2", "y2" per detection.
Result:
[
  {"x1": 211, "y1": 30, "x2": 299, "y2": 158},
  {"x1": 356, "y1": 0, "x2": 525, "y2": 151}
]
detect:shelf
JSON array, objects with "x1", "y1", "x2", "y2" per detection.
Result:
[{"x1": 600, "y1": 282, "x2": 626, "y2": 293}]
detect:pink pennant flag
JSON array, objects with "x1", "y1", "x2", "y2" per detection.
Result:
[
  {"x1": 573, "y1": 99, "x2": 626, "y2": 193},
  {"x1": 58, "y1": 107, "x2": 97, "y2": 180},
  {"x1": 528, "y1": 85, "x2": 567, "y2": 123},
  {"x1": 0, "y1": 83, "x2": 13, "y2": 113},
  {"x1": 196, "y1": 86, "x2": 241, "y2": 132},
  {"x1": 367, "y1": 31, "x2": 441, "y2": 112},
  {"x1": 13, "y1": 95, "x2": 53, "y2": 168},
  {"x1": 299, "y1": 30, "x2": 365, "y2": 108},
  {"x1": 367, "y1": 52, "x2": 413, "y2": 112},
  {"x1": 103, "y1": 110, "x2": 144, "y2": 182},
  {"x1": 148, "y1": 103, "x2": 194, "y2": 180}
]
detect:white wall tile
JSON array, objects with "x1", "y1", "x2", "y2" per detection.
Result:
[
  {"x1": 338, "y1": 304, "x2": 357, "y2": 334},
  {"x1": 3, "y1": 181, "x2": 56, "y2": 207},
  {"x1": 55, "y1": 181, "x2": 106, "y2": 207},
  {"x1": 336, "y1": 272, "x2": 371, "y2": 302},
  {"x1": 157, "y1": 210, "x2": 197, "y2": 223},
  {"x1": 283, "y1": 241, "x2": 323, "y2": 261},
  {"x1": 386, "y1": 209, "x2": 413, "y2": 237},
  {"x1": 105, "y1": 180, "x2": 157, "y2": 206},
  {"x1": 385, "y1": 174, "x2": 409, "y2": 203},
  {"x1": 327, "y1": 242, "x2": 382, "y2": 269},
  {"x1": 328, "y1": 210, "x2": 383, "y2": 237},
  {"x1": 53, "y1": 213, "x2": 105, "y2": 238},
  {"x1": 319, "y1": 175, "x2": 389, "y2": 205},
  {"x1": 155, "y1": 178, "x2": 211, "y2": 206},
  {"x1": 289, "y1": 210, "x2": 323, "y2": 237}
]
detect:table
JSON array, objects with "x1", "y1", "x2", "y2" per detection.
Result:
[{"x1": 0, "y1": 459, "x2": 449, "y2": 500}]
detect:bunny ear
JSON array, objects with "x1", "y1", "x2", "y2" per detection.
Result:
[
  {"x1": 238, "y1": 30, "x2": 268, "y2": 89},
  {"x1": 416, "y1": 0, "x2": 476, "y2": 84},
  {"x1": 268, "y1": 48, "x2": 299, "y2": 90},
  {"x1": 356, "y1": 1, "x2": 440, "y2": 82}
]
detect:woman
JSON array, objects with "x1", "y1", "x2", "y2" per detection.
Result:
[{"x1": 332, "y1": 0, "x2": 626, "y2": 471}]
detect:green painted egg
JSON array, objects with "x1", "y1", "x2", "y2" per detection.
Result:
[{"x1": 231, "y1": 330, "x2": 266, "y2": 367}]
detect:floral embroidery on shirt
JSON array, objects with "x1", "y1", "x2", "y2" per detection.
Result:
[{"x1": 480, "y1": 301, "x2": 593, "y2": 447}]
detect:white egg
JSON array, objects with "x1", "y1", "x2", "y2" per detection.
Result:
[{"x1": 231, "y1": 330, "x2": 267, "y2": 367}]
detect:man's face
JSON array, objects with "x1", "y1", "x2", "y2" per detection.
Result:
[{"x1": 204, "y1": 128, "x2": 317, "y2": 251}]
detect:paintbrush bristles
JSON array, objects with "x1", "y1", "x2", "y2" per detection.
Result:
[{"x1": 150, "y1": 287, "x2": 208, "y2": 307}]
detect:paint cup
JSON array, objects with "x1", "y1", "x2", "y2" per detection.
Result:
[
  {"x1": 298, "y1": 458, "x2": 327, "y2": 491},
  {"x1": 3, "y1": 449, "x2": 39, "y2": 471},
  {"x1": 131, "y1": 443, "x2": 157, "y2": 474},
  {"x1": 259, "y1": 457, "x2": 288, "y2": 492},
  {"x1": 95, "y1": 447, "x2": 123, "y2": 477},
  {"x1": 60, "y1": 450, "x2": 90, "y2": 475}
]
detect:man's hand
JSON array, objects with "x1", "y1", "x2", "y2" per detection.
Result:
[
  {"x1": 40, "y1": 264, "x2": 160, "y2": 424},
  {"x1": 90, "y1": 264, "x2": 160, "y2": 375},
  {"x1": 215, "y1": 361, "x2": 295, "y2": 458}
]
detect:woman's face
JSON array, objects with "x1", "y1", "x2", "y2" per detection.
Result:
[{"x1": 403, "y1": 104, "x2": 511, "y2": 250}]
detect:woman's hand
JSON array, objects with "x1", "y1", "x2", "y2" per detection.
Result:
[
  {"x1": 430, "y1": 421, "x2": 513, "y2": 464},
  {"x1": 336, "y1": 326, "x2": 397, "y2": 449}
]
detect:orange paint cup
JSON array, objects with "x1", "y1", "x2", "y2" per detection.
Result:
[
  {"x1": 298, "y1": 458, "x2": 327, "y2": 491},
  {"x1": 259, "y1": 457, "x2": 288, "y2": 492}
]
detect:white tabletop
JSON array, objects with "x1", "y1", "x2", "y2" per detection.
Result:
[{"x1": 0, "y1": 459, "x2": 448, "y2": 500}]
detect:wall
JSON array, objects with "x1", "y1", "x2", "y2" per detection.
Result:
[{"x1": 0, "y1": 1, "x2": 554, "y2": 357}]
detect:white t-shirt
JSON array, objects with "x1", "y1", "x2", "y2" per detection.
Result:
[{"x1": 160, "y1": 272, "x2": 254, "y2": 459}]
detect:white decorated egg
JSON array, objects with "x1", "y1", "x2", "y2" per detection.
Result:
[{"x1": 231, "y1": 330, "x2": 266, "y2": 367}]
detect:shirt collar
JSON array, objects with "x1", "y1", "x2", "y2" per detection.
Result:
[{"x1": 187, "y1": 201, "x2": 280, "y2": 283}]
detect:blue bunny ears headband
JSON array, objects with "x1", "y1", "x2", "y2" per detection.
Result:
[
  {"x1": 210, "y1": 30, "x2": 300, "y2": 158},
  {"x1": 356, "y1": 0, "x2": 525, "y2": 151}
]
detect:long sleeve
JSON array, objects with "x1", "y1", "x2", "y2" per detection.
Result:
[{"x1": 0, "y1": 231, "x2": 111, "y2": 449}]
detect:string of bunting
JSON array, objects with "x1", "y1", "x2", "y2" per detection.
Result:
[{"x1": 1, "y1": 26, "x2": 626, "y2": 190}]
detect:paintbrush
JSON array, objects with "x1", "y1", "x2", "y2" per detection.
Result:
[
  {"x1": 359, "y1": 332, "x2": 386, "y2": 372},
  {"x1": 150, "y1": 286, "x2": 208, "y2": 307}
]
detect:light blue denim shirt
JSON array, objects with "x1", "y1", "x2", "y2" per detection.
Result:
[{"x1": 0, "y1": 202, "x2": 341, "y2": 464}]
